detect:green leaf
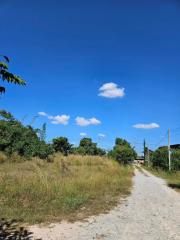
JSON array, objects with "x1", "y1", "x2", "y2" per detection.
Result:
[
  {"x1": 0, "y1": 62, "x2": 8, "y2": 70},
  {"x1": 3, "y1": 56, "x2": 10, "y2": 62},
  {"x1": 0, "y1": 70, "x2": 26, "y2": 85},
  {"x1": 0, "y1": 86, "x2": 5, "y2": 94}
]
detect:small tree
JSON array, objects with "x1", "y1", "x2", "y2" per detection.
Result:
[
  {"x1": 52, "y1": 137, "x2": 72, "y2": 156},
  {"x1": 72, "y1": 138, "x2": 106, "y2": 156},
  {"x1": 0, "y1": 55, "x2": 25, "y2": 94},
  {"x1": 109, "y1": 138, "x2": 137, "y2": 164}
]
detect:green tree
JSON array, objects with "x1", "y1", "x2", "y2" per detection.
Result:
[
  {"x1": 152, "y1": 147, "x2": 180, "y2": 171},
  {"x1": 52, "y1": 137, "x2": 72, "y2": 156},
  {"x1": 79, "y1": 138, "x2": 98, "y2": 155},
  {"x1": 0, "y1": 111, "x2": 54, "y2": 159},
  {"x1": 109, "y1": 138, "x2": 137, "y2": 164},
  {"x1": 72, "y1": 138, "x2": 106, "y2": 156},
  {"x1": 0, "y1": 110, "x2": 14, "y2": 121},
  {"x1": 0, "y1": 55, "x2": 25, "y2": 94},
  {"x1": 115, "y1": 138, "x2": 131, "y2": 148}
]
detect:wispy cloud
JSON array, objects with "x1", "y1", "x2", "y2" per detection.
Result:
[
  {"x1": 38, "y1": 112, "x2": 70, "y2": 125},
  {"x1": 133, "y1": 123, "x2": 160, "y2": 129},
  {"x1": 98, "y1": 133, "x2": 106, "y2": 138},
  {"x1": 76, "y1": 117, "x2": 101, "y2": 126},
  {"x1": 98, "y1": 82, "x2": 125, "y2": 98},
  {"x1": 38, "y1": 112, "x2": 47, "y2": 117},
  {"x1": 80, "y1": 132, "x2": 87, "y2": 137}
]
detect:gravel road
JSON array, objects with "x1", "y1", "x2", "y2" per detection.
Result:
[{"x1": 31, "y1": 169, "x2": 180, "y2": 240}]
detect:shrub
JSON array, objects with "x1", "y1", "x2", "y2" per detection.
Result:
[
  {"x1": 109, "y1": 138, "x2": 137, "y2": 164},
  {"x1": 109, "y1": 145, "x2": 136, "y2": 164},
  {"x1": 152, "y1": 147, "x2": 180, "y2": 171},
  {"x1": 171, "y1": 149, "x2": 180, "y2": 170}
]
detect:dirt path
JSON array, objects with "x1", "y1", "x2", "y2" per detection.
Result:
[{"x1": 31, "y1": 169, "x2": 180, "y2": 240}]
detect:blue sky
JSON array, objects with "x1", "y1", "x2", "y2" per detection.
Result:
[{"x1": 0, "y1": 0, "x2": 180, "y2": 154}]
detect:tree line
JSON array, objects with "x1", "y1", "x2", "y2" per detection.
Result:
[{"x1": 0, "y1": 110, "x2": 137, "y2": 164}]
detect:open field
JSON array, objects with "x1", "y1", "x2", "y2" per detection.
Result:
[
  {"x1": 144, "y1": 166, "x2": 180, "y2": 192},
  {"x1": 0, "y1": 154, "x2": 133, "y2": 224}
]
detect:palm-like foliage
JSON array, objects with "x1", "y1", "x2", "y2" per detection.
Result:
[{"x1": 0, "y1": 55, "x2": 25, "y2": 94}]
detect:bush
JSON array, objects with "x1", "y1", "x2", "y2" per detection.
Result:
[
  {"x1": 152, "y1": 147, "x2": 180, "y2": 171},
  {"x1": 171, "y1": 150, "x2": 180, "y2": 170},
  {"x1": 109, "y1": 138, "x2": 137, "y2": 164},
  {"x1": 109, "y1": 145, "x2": 136, "y2": 164},
  {"x1": 152, "y1": 147, "x2": 169, "y2": 170}
]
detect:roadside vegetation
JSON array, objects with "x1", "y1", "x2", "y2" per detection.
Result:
[
  {"x1": 0, "y1": 111, "x2": 135, "y2": 224},
  {"x1": 0, "y1": 153, "x2": 133, "y2": 224},
  {"x1": 144, "y1": 146, "x2": 180, "y2": 192}
]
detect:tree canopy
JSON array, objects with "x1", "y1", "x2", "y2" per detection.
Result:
[
  {"x1": 0, "y1": 111, "x2": 54, "y2": 159},
  {"x1": 52, "y1": 137, "x2": 72, "y2": 156},
  {"x1": 108, "y1": 138, "x2": 137, "y2": 164},
  {"x1": 72, "y1": 138, "x2": 106, "y2": 156},
  {"x1": 0, "y1": 55, "x2": 25, "y2": 94}
]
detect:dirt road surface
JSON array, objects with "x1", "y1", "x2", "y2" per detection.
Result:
[{"x1": 31, "y1": 169, "x2": 180, "y2": 240}]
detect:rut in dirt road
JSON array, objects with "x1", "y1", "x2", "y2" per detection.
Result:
[{"x1": 31, "y1": 169, "x2": 180, "y2": 240}]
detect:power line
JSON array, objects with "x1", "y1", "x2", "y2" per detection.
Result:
[{"x1": 154, "y1": 131, "x2": 168, "y2": 149}]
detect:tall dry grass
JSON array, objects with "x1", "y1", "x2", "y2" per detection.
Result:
[{"x1": 0, "y1": 154, "x2": 133, "y2": 224}]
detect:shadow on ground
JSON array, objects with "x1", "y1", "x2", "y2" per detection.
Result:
[
  {"x1": 168, "y1": 183, "x2": 180, "y2": 190},
  {"x1": 0, "y1": 218, "x2": 41, "y2": 240}
]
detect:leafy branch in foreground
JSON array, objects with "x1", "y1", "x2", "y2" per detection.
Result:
[
  {"x1": 0, "y1": 218, "x2": 41, "y2": 240},
  {"x1": 0, "y1": 55, "x2": 26, "y2": 94}
]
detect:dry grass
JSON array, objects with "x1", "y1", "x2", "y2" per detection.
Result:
[{"x1": 0, "y1": 154, "x2": 133, "y2": 224}]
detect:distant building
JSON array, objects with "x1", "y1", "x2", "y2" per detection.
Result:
[{"x1": 134, "y1": 156, "x2": 144, "y2": 165}]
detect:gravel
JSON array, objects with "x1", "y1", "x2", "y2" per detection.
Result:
[{"x1": 31, "y1": 169, "x2": 180, "y2": 240}]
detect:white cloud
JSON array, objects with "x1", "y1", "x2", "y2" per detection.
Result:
[
  {"x1": 98, "y1": 133, "x2": 106, "y2": 138},
  {"x1": 49, "y1": 115, "x2": 70, "y2": 125},
  {"x1": 80, "y1": 132, "x2": 87, "y2": 137},
  {"x1": 38, "y1": 111, "x2": 70, "y2": 125},
  {"x1": 99, "y1": 82, "x2": 125, "y2": 98},
  {"x1": 38, "y1": 111, "x2": 48, "y2": 117},
  {"x1": 76, "y1": 117, "x2": 101, "y2": 126},
  {"x1": 133, "y1": 123, "x2": 160, "y2": 129},
  {"x1": 89, "y1": 118, "x2": 101, "y2": 125}
]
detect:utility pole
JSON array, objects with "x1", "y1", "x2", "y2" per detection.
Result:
[
  {"x1": 143, "y1": 139, "x2": 146, "y2": 161},
  {"x1": 168, "y1": 129, "x2": 171, "y2": 171},
  {"x1": 147, "y1": 146, "x2": 150, "y2": 167}
]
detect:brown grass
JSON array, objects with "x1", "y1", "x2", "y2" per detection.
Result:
[{"x1": 0, "y1": 154, "x2": 133, "y2": 224}]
